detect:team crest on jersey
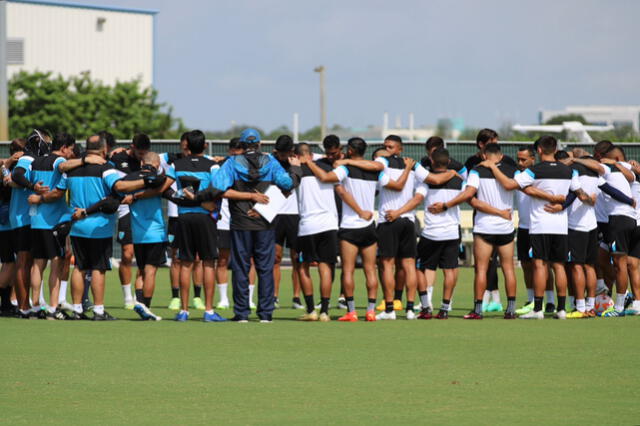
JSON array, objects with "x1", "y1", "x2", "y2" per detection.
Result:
[
  {"x1": 168, "y1": 234, "x2": 174, "y2": 243},
  {"x1": 122, "y1": 162, "x2": 128, "y2": 168},
  {"x1": 119, "y1": 231, "x2": 125, "y2": 240}
]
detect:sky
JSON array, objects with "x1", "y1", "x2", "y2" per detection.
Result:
[{"x1": 67, "y1": 0, "x2": 640, "y2": 132}]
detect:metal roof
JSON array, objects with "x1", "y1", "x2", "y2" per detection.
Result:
[{"x1": 8, "y1": 0, "x2": 159, "y2": 15}]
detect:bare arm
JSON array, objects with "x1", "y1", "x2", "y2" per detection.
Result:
[
  {"x1": 384, "y1": 193, "x2": 424, "y2": 222},
  {"x1": 113, "y1": 179, "x2": 146, "y2": 193},
  {"x1": 304, "y1": 159, "x2": 339, "y2": 183},
  {"x1": 424, "y1": 169, "x2": 458, "y2": 186},
  {"x1": 485, "y1": 162, "x2": 520, "y2": 190},
  {"x1": 58, "y1": 155, "x2": 106, "y2": 172},
  {"x1": 384, "y1": 158, "x2": 416, "y2": 191},
  {"x1": 522, "y1": 186, "x2": 565, "y2": 203},
  {"x1": 573, "y1": 158, "x2": 605, "y2": 175},
  {"x1": 132, "y1": 177, "x2": 175, "y2": 201},
  {"x1": 428, "y1": 186, "x2": 477, "y2": 214},
  {"x1": 334, "y1": 158, "x2": 384, "y2": 172},
  {"x1": 27, "y1": 188, "x2": 66, "y2": 205},
  {"x1": 335, "y1": 184, "x2": 372, "y2": 221},
  {"x1": 469, "y1": 197, "x2": 512, "y2": 221}
]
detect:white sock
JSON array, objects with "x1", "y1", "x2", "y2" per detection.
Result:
[
  {"x1": 217, "y1": 283, "x2": 228, "y2": 303},
  {"x1": 121, "y1": 284, "x2": 133, "y2": 301},
  {"x1": 526, "y1": 288, "x2": 534, "y2": 302},
  {"x1": 586, "y1": 297, "x2": 595, "y2": 311},
  {"x1": 632, "y1": 300, "x2": 640, "y2": 310},
  {"x1": 482, "y1": 290, "x2": 491, "y2": 306},
  {"x1": 205, "y1": 309, "x2": 214, "y2": 315},
  {"x1": 596, "y1": 279, "x2": 607, "y2": 293},
  {"x1": 93, "y1": 304, "x2": 104, "y2": 315},
  {"x1": 38, "y1": 282, "x2": 46, "y2": 306},
  {"x1": 568, "y1": 296, "x2": 575, "y2": 310},
  {"x1": 615, "y1": 293, "x2": 626, "y2": 312},
  {"x1": 441, "y1": 301, "x2": 451, "y2": 311},
  {"x1": 179, "y1": 309, "x2": 189, "y2": 316},
  {"x1": 427, "y1": 286, "x2": 433, "y2": 308},
  {"x1": 11, "y1": 299, "x2": 17, "y2": 306},
  {"x1": 59, "y1": 280, "x2": 68, "y2": 303},
  {"x1": 545, "y1": 290, "x2": 555, "y2": 304},
  {"x1": 249, "y1": 284, "x2": 255, "y2": 303},
  {"x1": 491, "y1": 290, "x2": 501, "y2": 304},
  {"x1": 576, "y1": 299, "x2": 586, "y2": 312},
  {"x1": 72, "y1": 303, "x2": 82, "y2": 314},
  {"x1": 30, "y1": 305, "x2": 40, "y2": 313}
]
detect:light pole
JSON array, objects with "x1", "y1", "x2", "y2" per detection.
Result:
[
  {"x1": 0, "y1": 0, "x2": 9, "y2": 140},
  {"x1": 314, "y1": 66, "x2": 326, "y2": 141}
]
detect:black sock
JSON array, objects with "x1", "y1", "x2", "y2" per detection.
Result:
[
  {"x1": 292, "y1": 297, "x2": 301, "y2": 305},
  {"x1": 320, "y1": 297, "x2": 330, "y2": 314},
  {"x1": 144, "y1": 297, "x2": 152, "y2": 308},
  {"x1": 193, "y1": 285, "x2": 202, "y2": 298},
  {"x1": 474, "y1": 299, "x2": 483, "y2": 315},
  {"x1": 394, "y1": 289, "x2": 403, "y2": 301},
  {"x1": 406, "y1": 301, "x2": 414, "y2": 312},
  {"x1": 385, "y1": 301, "x2": 394, "y2": 313},
  {"x1": 304, "y1": 295, "x2": 315, "y2": 313},
  {"x1": 557, "y1": 296, "x2": 566, "y2": 312},
  {"x1": 0, "y1": 287, "x2": 11, "y2": 310},
  {"x1": 171, "y1": 287, "x2": 179, "y2": 298},
  {"x1": 135, "y1": 289, "x2": 143, "y2": 303},
  {"x1": 534, "y1": 296, "x2": 543, "y2": 312}
]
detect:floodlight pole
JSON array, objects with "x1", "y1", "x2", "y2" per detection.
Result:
[
  {"x1": 0, "y1": 0, "x2": 9, "y2": 141},
  {"x1": 314, "y1": 66, "x2": 326, "y2": 141}
]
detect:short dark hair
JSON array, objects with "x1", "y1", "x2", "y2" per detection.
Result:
[
  {"x1": 229, "y1": 137, "x2": 243, "y2": 151},
  {"x1": 347, "y1": 137, "x2": 367, "y2": 157},
  {"x1": 385, "y1": 134, "x2": 402, "y2": 144},
  {"x1": 275, "y1": 135, "x2": 294, "y2": 153},
  {"x1": 9, "y1": 138, "x2": 26, "y2": 155},
  {"x1": 52, "y1": 132, "x2": 76, "y2": 151},
  {"x1": 322, "y1": 134, "x2": 340, "y2": 150},
  {"x1": 431, "y1": 148, "x2": 450, "y2": 168},
  {"x1": 476, "y1": 128, "x2": 498, "y2": 148},
  {"x1": 605, "y1": 145, "x2": 626, "y2": 161},
  {"x1": 180, "y1": 132, "x2": 189, "y2": 143},
  {"x1": 536, "y1": 135, "x2": 557, "y2": 155},
  {"x1": 554, "y1": 150, "x2": 570, "y2": 161},
  {"x1": 86, "y1": 134, "x2": 106, "y2": 151},
  {"x1": 425, "y1": 136, "x2": 444, "y2": 152},
  {"x1": 594, "y1": 140, "x2": 614, "y2": 159},
  {"x1": 187, "y1": 130, "x2": 206, "y2": 154},
  {"x1": 295, "y1": 142, "x2": 311, "y2": 156},
  {"x1": 484, "y1": 143, "x2": 501, "y2": 155},
  {"x1": 97, "y1": 131, "x2": 116, "y2": 150},
  {"x1": 518, "y1": 145, "x2": 535, "y2": 157},
  {"x1": 372, "y1": 147, "x2": 387, "y2": 160},
  {"x1": 132, "y1": 133, "x2": 151, "y2": 150}
]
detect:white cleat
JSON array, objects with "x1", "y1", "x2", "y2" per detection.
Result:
[
  {"x1": 292, "y1": 302, "x2": 305, "y2": 310},
  {"x1": 250, "y1": 301, "x2": 256, "y2": 310},
  {"x1": 553, "y1": 310, "x2": 567, "y2": 320},
  {"x1": 216, "y1": 301, "x2": 230, "y2": 309},
  {"x1": 406, "y1": 310, "x2": 417, "y2": 320},
  {"x1": 519, "y1": 310, "x2": 544, "y2": 320},
  {"x1": 376, "y1": 311, "x2": 396, "y2": 321},
  {"x1": 59, "y1": 301, "x2": 74, "y2": 312}
]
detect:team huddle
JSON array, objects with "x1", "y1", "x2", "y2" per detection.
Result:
[{"x1": 1, "y1": 126, "x2": 639, "y2": 322}]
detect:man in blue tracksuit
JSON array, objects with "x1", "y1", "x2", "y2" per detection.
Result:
[{"x1": 203, "y1": 128, "x2": 302, "y2": 322}]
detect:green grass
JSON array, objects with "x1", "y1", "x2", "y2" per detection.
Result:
[{"x1": 2, "y1": 267, "x2": 639, "y2": 425}]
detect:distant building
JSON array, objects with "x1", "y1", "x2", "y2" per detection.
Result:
[
  {"x1": 6, "y1": 0, "x2": 157, "y2": 87},
  {"x1": 539, "y1": 105, "x2": 640, "y2": 133}
]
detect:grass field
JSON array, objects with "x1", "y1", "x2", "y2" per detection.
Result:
[{"x1": 2, "y1": 267, "x2": 639, "y2": 425}]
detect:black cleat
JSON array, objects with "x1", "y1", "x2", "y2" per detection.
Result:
[
  {"x1": 82, "y1": 298, "x2": 94, "y2": 312},
  {"x1": 70, "y1": 311, "x2": 91, "y2": 320},
  {"x1": 0, "y1": 305, "x2": 19, "y2": 317},
  {"x1": 229, "y1": 316, "x2": 249, "y2": 323},
  {"x1": 544, "y1": 303, "x2": 556, "y2": 314},
  {"x1": 46, "y1": 309, "x2": 70, "y2": 320},
  {"x1": 436, "y1": 309, "x2": 449, "y2": 320},
  {"x1": 92, "y1": 311, "x2": 117, "y2": 321}
]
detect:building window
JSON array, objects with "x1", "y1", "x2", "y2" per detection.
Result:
[{"x1": 7, "y1": 39, "x2": 24, "y2": 65}]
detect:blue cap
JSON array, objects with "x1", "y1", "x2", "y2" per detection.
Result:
[{"x1": 240, "y1": 128, "x2": 261, "y2": 144}]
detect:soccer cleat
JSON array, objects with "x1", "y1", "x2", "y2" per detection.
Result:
[
  {"x1": 623, "y1": 308, "x2": 640, "y2": 316},
  {"x1": 35, "y1": 309, "x2": 48, "y2": 320},
  {"x1": 59, "y1": 301, "x2": 74, "y2": 312},
  {"x1": 338, "y1": 311, "x2": 358, "y2": 322},
  {"x1": 216, "y1": 301, "x2": 230, "y2": 310},
  {"x1": 337, "y1": 297, "x2": 348, "y2": 310},
  {"x1": 292, "y1": 301, "x2": 305, "y2": 310},
  {"x1": 375, "y1": 300, "x2": 386, "y2": 311},
  {"x1": 566, "y1": 310, "x2": 587, "y2": 319},
  {"x1": 274, "y1": 298, "x2": 280, "y2": 309},
  {"x1": 168, "y1": 297, "x2": 181, "y2": 310},
  {"x1": 435, "y1": 310, "x2": 448, "y2": 319},
  {"x1": 515, "y1": 301, "x2": 534, "y2": 315},
  {"x1": 553, "y1": 310, "x2": 567, "y2": 320},
  {"x1": 365, "y1": 310, "x2": 376, "y2": 322},
  {"x1": 298, "y1": 311, "x2": 319, "y2": 321},
  {"x1": 92, "y1": 311, "x2": 117, "y2": 321},
  {"x1": 260, "y1": 319, "x2": 273, "y2": 323},
  {"x1": 481, "y1": 301, "x2": 488, "y2": 312},
  {"x1": 174, "y1": 311, "x2": 189, "y2": 322},
  {"x1": 544, "y1": 303, "x2": 556, "y2": 314},
  {"x1": 69, "y1": 311, "x2": 90, "y2": 320},
  {"x1": 134, "y1": 303, "x2": 162, "y2": 321},
  {"x1": 82, "y1": 298, "x2": 94, "y2": 312},
  {"x1": 624, "y1": 293, "x2": 633, "y2": 310},
  {"x1": 46, "y1": 308, "x2": 69, "y2": 321},
  {"x1": 124, "y1": 300, "x2": 135, "y2": 310},
  {"x1": 406, "y1": 310, "x2": 417, "y2": 320},
  {"x1": 192, "y1": 297, "x2": 206, "y2": 310},
  {"x1": 584, "y1": 309, "x2": 597, "y2": 318},
  {"x1": 393, "y1": 299, "x2": 403, "y2": 311},
  {"x1": 414, "y1": 302, "x2": 422, "y2": 311},
  {"x1": 376, "y1": 311, "x2": 396, "y2": 321},
  {"x1": 600, "y1": 307, "x2": 625, "y2": 317},
  {"x1": 417, "y1": 308, "x2": 433, "y2": 320},
  {"x1": 486, "y1": 301, "x2": 503, "y2": 312},
  {"x1": 250, "y1": 301, "x2": 257, "y2": 310},
  {"x1": 203, "y1": 311, "x2": 227, "y2": 322},
  {"x1": 463, "y1": 311, "x2": 483, "y2": 320},
  {"x1": 503, "y1": 312, "x2": 517, "y2": 320},
  {"x1": 519, "y1": 310, "x2": 544, "y2": 320},
  {"x1": 319, "y1": 312, "x2": 331, "y2": 322},
  {"x1": 230, "y1": 316, "x2": 249, "y2": 323}
]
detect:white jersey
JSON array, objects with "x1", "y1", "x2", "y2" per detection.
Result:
[
  {"x1": 632, "y1": 178, "x2": 640, "y2": 226},
  {"x1": 567, "y1": 162, "x2": 599, "y2": 232},
  {"x1": 415, "y1": 173, "x2": 466, "y2": 241},
  {"x1": 279, "y1": 189, "x2": 298, "y2": 215},
  {"x1": 160, "y1": 152, "x2": 179, "y2": 218},
  {"x1": 217, "y1": 198, "x2": 230, "y2": 231},
  {"x1": 515, "y1": 174, "x2": 532, "y2": 230},
  {"x1": 602, "y1": 162, "x2": 635, "y2": 220},
  {"x1": 515, "y1": 161, "x2": 581, "y2": 235},
  {"x1": 333, "y1": 164, "x2": 378, "y2": 229},
  {"x1": 466, "y1": 162, "x2": 516, "y2": 235},
  {"x1": 376, "y1": 155, "x2": 419, "y2": 223},
  {"x1": 297, "y1": 159, "x2": 338, "y2": 236}
]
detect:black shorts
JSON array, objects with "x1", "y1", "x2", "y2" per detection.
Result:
[
  {"x1": 134, "y1": 242, "x2": 167, "y2": 268},
  {"x1": 607, "y1": 215, "x2": 637, "y2": 255},
  {"x1": 530, "y1": 233, "x2": 568, "y2": 263},
  {"x1": 117, "y1": 214, "x2": 133, "y2": 246},
  {"x1": 217, "y1": 229, "x2": 231, "y2": 250},
  {"x1": 0, "y1": 230, "x2": 15, "y2": 263},
  {"x1": 298, "y1": 230, "x2": 338, "y2": 264},
  {"x1": 416, "y1": 237, "x2": 460, "y2": 270},
  {"x1": 177, "y1": 213, "x2": 218, "y2": 262},
  {"x1": 71, "y1": 236, "x2": 112, "y2": 271},
  {"x1": 597, "y1": 222, "x2": 609, "y2": 243},
  {"x1": 474, "y1": 231, "x2": 515, "y2": 247},
  {"x1": 167, "y1": 217, "x2": 179, "y2": 249},
  {"x1": 517, "y1": 228, "x2": 531, "y2": 261},
  {"x1": 30, "y1": 228, "x2": 65, "y2": 260},
  {"x1": 568, "y1": 228, "x2": 598, "y2": 264},
  {"x1": 338, "y1": 224, "x2": 377, "y2": 248},
  {"x1": 376, "y1": 218, "x2": 417, "y2": 259},
  {"x1": 274, "y1": 214, "x2": 299, "y2": 250},
  {"x1": 11, "y1": 225, "x2": 31, "y2": 253},
  {"x1": 628, "y1": 227, "x2": 640, "y2": 259}
]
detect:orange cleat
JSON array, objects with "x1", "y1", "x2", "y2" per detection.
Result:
[
  {"x1": 338, "y1": 311, "x2": 358, "y2": 322},
  {"x1": 365, "y1": 310, "x2": 376, "y2": 322}
]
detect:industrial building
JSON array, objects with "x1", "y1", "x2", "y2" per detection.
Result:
[{"x1": 539, "y1": 105, "x2": 640, "y2": 133}]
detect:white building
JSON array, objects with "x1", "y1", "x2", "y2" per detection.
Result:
[
  {"x1": 539, "y1": 105, "x2": 640, "y2": 133},
  {"x1": 6, "y1": 0, "x2": 157, "y2": 88}
]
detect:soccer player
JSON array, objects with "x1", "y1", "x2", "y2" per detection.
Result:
[
  {"x1": 25, "y1": 132, "x2": 76, "y2": 319},
  {"x1": 110, "y1": 133, "x2": 150, "y2": 309}
]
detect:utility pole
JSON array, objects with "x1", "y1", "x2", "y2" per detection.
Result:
[
  {"x1": 314, "y1": 66, "x2": 326, "y2": 141},
  {"x1": 0, "y1": 0, "x2": 9, "y2": 141}
]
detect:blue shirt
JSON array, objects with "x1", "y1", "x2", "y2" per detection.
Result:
[
  {"x1": 29, "y1": 154, "x2": 71, "y2": 230},
  {"x1": 166, "y1": 155, "x2": 220, "y2": 215},
  {"x1": 120, "y1": 170, "x2": 167, "y2": 244},
  {"x1": 9, "y1": 155, "x2": 35, "y2": 229}
]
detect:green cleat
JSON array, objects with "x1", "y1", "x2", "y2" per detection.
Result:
[
  {"x1": 192, "y1": 297, "x2": 206, "y2": 310},
  {"x1": 486, "y1": 301, "x2": 504, "y2": 312},
  {"x1": 168, "y1": 297, "x2": 181, "y2": 311},
  {"x1": 515, "y1": 302, "x2": 534, "y2": 315}
]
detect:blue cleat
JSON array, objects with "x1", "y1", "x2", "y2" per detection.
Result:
[
  {"x1": 174, "y1": 311, "x2": 189, "y2": 322},
  {"x1": 203, "y1": 311, "x2": 227, "y2": 322}
]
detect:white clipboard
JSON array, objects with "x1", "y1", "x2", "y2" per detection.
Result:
[{"x1": 252, "y1": 185, "x2": 288, "y2": 223}]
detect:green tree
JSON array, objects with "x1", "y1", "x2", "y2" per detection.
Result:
[{"x1": 8, "y1": 70, "x2": 185, "y2": 140}]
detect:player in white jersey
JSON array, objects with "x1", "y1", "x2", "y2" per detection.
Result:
[{"x1": 624, "y1": 158, "x2": 640, "y2": 314}]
